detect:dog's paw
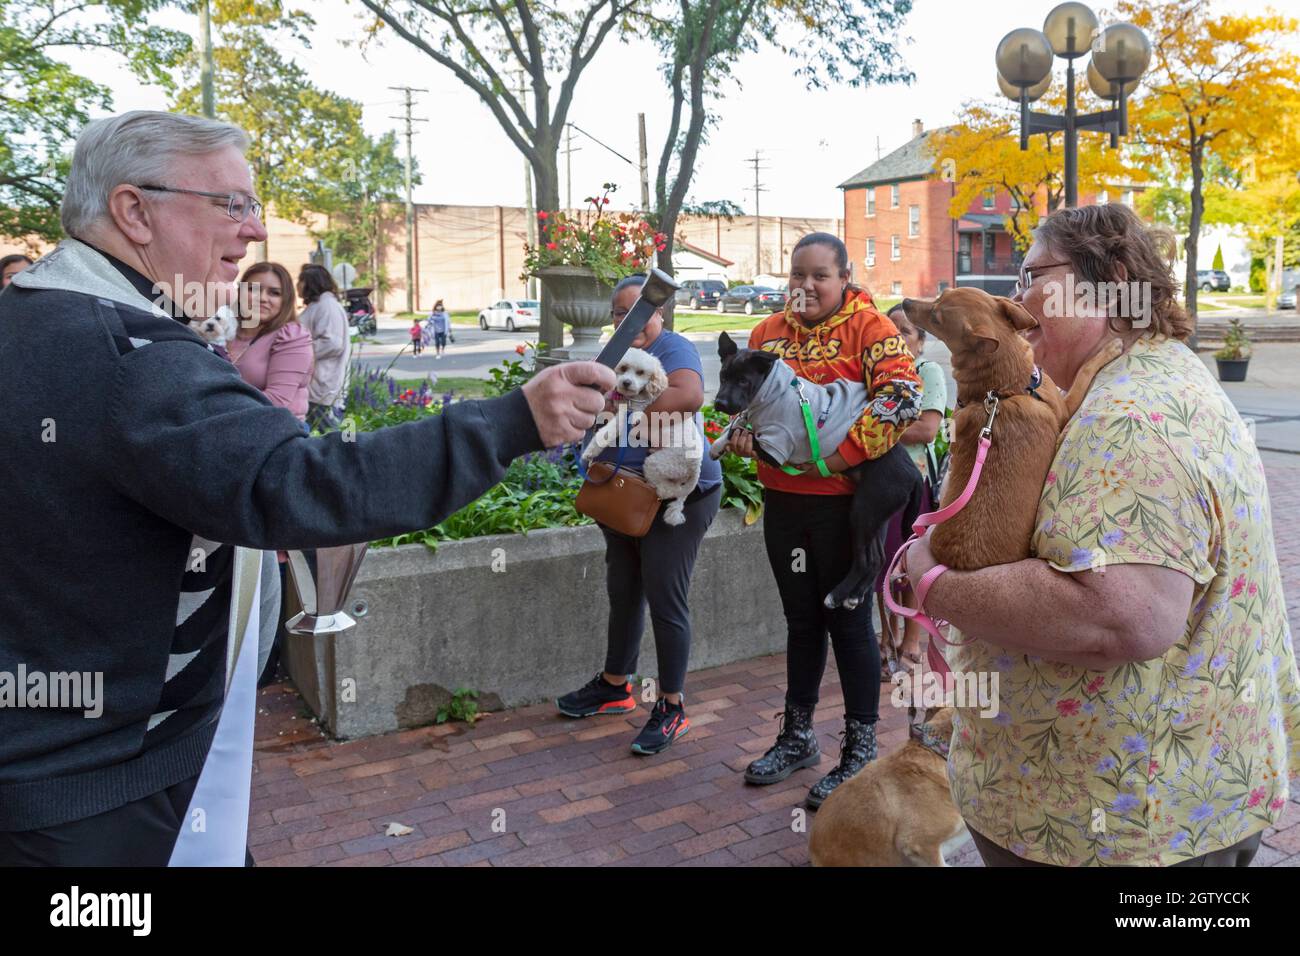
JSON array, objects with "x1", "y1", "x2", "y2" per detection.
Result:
[
  {"x1": 662, "y1": 503, "x2": 686, "y2": 526},
  {"x1": 1102, "y1": 337, "x2": 1125, "y2": 361}
]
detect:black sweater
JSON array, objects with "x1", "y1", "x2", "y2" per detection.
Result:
[{"x1": 0, "y1": 260, "x2": 542, "y2": 830}]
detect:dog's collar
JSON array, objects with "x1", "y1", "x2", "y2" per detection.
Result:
[
  {"x1": 910, "y1": 721, "x2": 951, "y2": 760},
  {"x1": 955, "y1": 365, "x2": 1045, "y2": 410}
]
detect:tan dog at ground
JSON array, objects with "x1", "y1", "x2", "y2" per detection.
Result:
[
  {"x1": 810, "y1": 707, "x2": 965, "y2": 866},
  {"x1": 900, "y1": 288, "x2": 1123, "y2": 570}
]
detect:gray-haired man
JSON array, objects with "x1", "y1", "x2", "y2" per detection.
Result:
[{"x1": 0, "y1": 111, "x2": 613, "y2": 865}]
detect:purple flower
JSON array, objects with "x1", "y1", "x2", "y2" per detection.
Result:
[
  {"x1": 1096, "y1": 756, "x2": 1119, "y2": 772},
  {"x1": 1169, "y1": 831, "x2": 1188, "y2": 849},
  {"x1": 1070, "y1": 547, "x2": 1094, "y2": 566},
  {"x1": 1121, "y1": 735, "x2": 1147, "y2": 754},
  {"x1": 1100, "y1": 528, "x2": 1125, "y2": 547},
  {"x1": 1112, "y1": 793, "x2": 1141, "y2": 813},
  {"x1": 1182, "y1": 652, "x2": 1205, "y2": 676},
  {"x1": 1189, "y1": 801, "x2": 1214, "y2": 823}
]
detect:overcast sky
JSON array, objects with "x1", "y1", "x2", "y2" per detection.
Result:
[{"x1": 58, "y1": 0, "x2": 1297, "y2": 219}]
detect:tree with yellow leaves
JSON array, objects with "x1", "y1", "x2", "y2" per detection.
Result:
[
  {"x1": 927, "y1": 88, "x2": 1134, "y2": 250},
  {"x1": 1118, "y1": 0, "x2": 1300, "y2": 323}
]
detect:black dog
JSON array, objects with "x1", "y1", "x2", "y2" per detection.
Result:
[{"x1": 712, "y1": 332, "x2": 924, "y2": 611}]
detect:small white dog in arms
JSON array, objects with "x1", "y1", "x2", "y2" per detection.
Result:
[
  {"x1": 580, "y1": 348, "x2": 702, "y2": 526},
  {"x1": 188, "y1": 304, "x2": 239, "y2": 347}
]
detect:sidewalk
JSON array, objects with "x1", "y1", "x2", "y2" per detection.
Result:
[{"x1": 247, "y1": 451, "x2": 1300, "y2": 867}]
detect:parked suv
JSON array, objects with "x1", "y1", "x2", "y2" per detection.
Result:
[
  {"x1": 1197, "y1": 269, "x2": 1231, "y2": 292},
  {"x1": 675, "y1": 279, "x2": 727, "y2": 310}
]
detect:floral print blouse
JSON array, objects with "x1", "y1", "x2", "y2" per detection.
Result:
[{"x1": 945, "y1": 335, "x2": 1300, "y2": 865}]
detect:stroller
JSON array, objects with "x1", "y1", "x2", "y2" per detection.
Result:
[{"x1": 343, "y1": 287, "x2": 377, "y2": 336}]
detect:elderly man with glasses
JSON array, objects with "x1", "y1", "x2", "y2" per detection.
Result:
[{"x1": 0, "y1": 111, "x2": 614, "y2": 866}]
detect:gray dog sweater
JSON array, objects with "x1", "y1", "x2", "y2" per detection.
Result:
[{"x1": 712, "y1": 360, "x2": 868, "y2": 466}]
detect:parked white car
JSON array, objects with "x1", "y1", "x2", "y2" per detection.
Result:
[{"x1": 478, "y1": 299, "x2": 540, "y2": 331}]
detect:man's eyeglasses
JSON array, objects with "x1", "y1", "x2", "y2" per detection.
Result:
[
  {"x1": 136, "y1": 184, "x2": 264, "y2": 223},
  {"x1": 1015, "y1": 260, "x2": 1072, "y2": 296}
]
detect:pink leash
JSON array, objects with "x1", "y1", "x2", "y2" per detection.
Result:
[{"x1": 883, "y1": 393, "x2": 1001, "y2": 675}]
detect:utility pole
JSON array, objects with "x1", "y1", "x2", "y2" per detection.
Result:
[
  {"x1": 746, "y1": 151, "x2": 768, "y2": 279},
  {"x1": 637, "y1": 113, "x2": 650, "y2": 212},
  {"x1": 199, "y1": 0, "x2": 215, "y2": 119},
  {"x1": 517, "y1": 70, "x2": 537, "y2": 299},
  {"x1": 390, "y1": 86, "x2": 427, "y2": 315},
  {"x1": 563, "y1": 124, "x2": 582, "y2": 211}
]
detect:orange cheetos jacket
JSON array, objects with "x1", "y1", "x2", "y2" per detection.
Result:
[{"x1": 746, "y1": 287, "x2": 923, "y2": 496}]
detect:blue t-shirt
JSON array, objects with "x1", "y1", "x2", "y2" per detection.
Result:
[{"x1": 595, "y1": 329, "x2": 723, "y2": 493}]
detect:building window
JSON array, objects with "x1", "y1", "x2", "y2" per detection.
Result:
[
  {"x1": 891, "y1": 184, "x2": 900, "y2": 209},
  {"x1": 1098, "y1": 190, "x2": 1109, "y2": 205},
  {"x1": 891, "y1": 281, "x2": 903, "y2": 296},
  {"x1": 867, "y1": 189, "x2": 876, "y2": 217},
  {"x1": 866, "y1": 238, "x2": 876, "y2": 268},
  {"x1": 891, "y1": 235, "x2": 901, "y2": 261},
  {"x1": 908, "y1": 205, "x2": 920, "y2": 238},
  {"x1": 982, "y1": 188, "x2": 995, "y2": 209},
  {"x1": 958, "y1": 234, "x2": 972, "y2": 273}
]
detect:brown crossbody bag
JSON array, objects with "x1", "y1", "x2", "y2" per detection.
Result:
[{"x1": 574, "y1": 420, "x2": 661, "y2": 537}]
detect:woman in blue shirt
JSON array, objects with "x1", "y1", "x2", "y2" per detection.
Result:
[{"x1": 556, "y1": 275, "x2": 723, "y2": 755}]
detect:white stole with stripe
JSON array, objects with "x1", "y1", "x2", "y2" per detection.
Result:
[{"x1": 169, "y1": 547, "x2": 262, "y2": 866}]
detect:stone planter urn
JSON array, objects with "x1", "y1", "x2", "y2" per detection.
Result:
[{"x1": 534, "y1": 265, "x2": 613, "y2": 360}]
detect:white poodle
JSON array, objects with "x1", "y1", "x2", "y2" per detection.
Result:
[
  {"x1": 188, "y1": 305, "x2": 239, "y2": 348},
  {"x1": 580, "y1": 348, "x2": 702, "y2": 527}
]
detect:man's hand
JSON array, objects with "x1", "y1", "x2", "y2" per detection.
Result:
[{"x1": 522, "y1": 361, "x2": 617, "y2": 447}]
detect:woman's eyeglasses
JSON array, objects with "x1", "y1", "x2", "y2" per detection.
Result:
[{"x1": 1015, "y1": 261, "x2": 1072, "y2": 296}]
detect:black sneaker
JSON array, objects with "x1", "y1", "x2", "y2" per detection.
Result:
[
  {"x1": 630, "y1": 698, "x2": 690, "y2": 755},
  {"x1": 556, "y1": 673, "x2": 637, "y2": 718}
]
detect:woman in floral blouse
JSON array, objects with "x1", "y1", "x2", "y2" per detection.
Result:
[{"x1": 905, "y1": 204, "x2": 1300, "y2": 866}]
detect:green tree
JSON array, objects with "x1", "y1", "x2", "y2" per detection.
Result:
[
  {"x1": 1211, "y1": 244, "x2": 1224, "y2": 271},
  {"x1": 311, "y1": 131, "x2": 409, "y2": 289},
  {"x1": 174, "y1": 0, "x2": 412, "y2": 265},
  {"x1": 0, "y1": 0, "x2": 191, "y2": 244}
]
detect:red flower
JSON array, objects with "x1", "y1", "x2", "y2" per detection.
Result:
[
  {"x1": 546, "y1": 242, "x2": 557, "y2": 250},
  {"x1": 1271, "y1": 797, "x2": 1287, "y2": 811},
  {"x1": 1056, "y1": 698, "x2": 1081, "y2": 717},
  {"x1": 1248, "y1": 582, "x2": 1258, "y2": 596},
  {"x1": 515, "y1": 344, "x2": 526, "y2": 355},
  {"x1": 1247, "y1": 786, "x2": 1267, "y2": 808},
  {"x1": 537, "y1": 211, "x2": 548, "y2": 220},
  {"x1": 1085, "y1": 675, "x2": 1105, "y2": 695},
  {"x1": 1231, "y1": 575, "x2": 1246, "y2": 598}
]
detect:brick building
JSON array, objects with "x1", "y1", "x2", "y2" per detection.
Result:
[{"x1": 840, "y1": 120, "x2": 1144, "y2": 301}]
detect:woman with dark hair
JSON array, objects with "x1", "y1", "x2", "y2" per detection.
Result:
[
  {"x1": 427, "y1": 299, "x2": 450, "y2": 357},
  {"x1": 1, "y1": 254, "x2": 33, "y2": 289},
  {"x1": 229, "y1": 262, "x2": 312, "y2": 426},
  {"x1": 555, "y1": 274, "x2": 723, "y2": 755},
  {"x1": 297, "y1": 263, "x2": 350, "y2": 430},
  {"x1": 904, "y1": 203, "x2": 1300, "y2": 866},
  {"x1": 728, "y1": 231, "x2": 922, "y2": 807}
]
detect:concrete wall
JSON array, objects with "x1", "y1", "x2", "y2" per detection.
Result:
[{"x1": 286, "y1": 508, "x2": 789, "y2": 739}]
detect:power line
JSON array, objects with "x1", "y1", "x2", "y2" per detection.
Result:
[{"x1": 568, "y1": 123, "x2": 636, "y2": 167}]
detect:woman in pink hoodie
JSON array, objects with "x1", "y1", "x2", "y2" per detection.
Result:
[{"x1": 229, "y1": 261, "x2": 313, "y2": 431}]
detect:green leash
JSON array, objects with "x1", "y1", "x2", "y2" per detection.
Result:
[{"x1": 777, "y1": 379, "x2": 832, "y2": 478}]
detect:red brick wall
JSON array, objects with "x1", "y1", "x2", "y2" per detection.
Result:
[{"x1": 846, "y1": 179, "x2": 956, "y2": 300}]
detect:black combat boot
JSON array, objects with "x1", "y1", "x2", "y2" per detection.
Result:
[
  {"x1": 744, "y1": 704, "x2": 820, "y2": 784},
  {"x1": 806, "y1": 717, "x2": 877, "y2": 809}
]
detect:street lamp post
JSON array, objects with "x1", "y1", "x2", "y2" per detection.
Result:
[{"x1": 996, "y1": 3, "x2": 1151, "y2": 207}]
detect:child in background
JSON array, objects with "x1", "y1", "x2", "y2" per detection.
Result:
[
  {"x1": 409, "y1": 318, "x2": 424, "y2": 356},
  {"x1": 427, "y1": 300, "x2": 451, "y2": 358}
]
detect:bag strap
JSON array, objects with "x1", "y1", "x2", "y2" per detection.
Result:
[{"x1": 576, "y1": 412, "x2": 632, "y2": 485}]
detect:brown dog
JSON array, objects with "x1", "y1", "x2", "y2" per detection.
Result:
[
  {"x1": 809, "y1": 707, "x2": 965, "y2": 866},
  {"x1": 899, "y1": 288, "x2": 1123, "y2": 570}
]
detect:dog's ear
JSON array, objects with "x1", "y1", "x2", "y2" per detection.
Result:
[
  {"x1": 972, "y1": 335, "x2": 1000, "y2": 355},
  {"x1": 646, "y1": 364, "x2": 670, "y2": 400},
  {"x1": 999, "y1": 298, "x2": 1039, "y2": 332},
  {"x1": 718, "y1": 331, "x2": 738, "y2": 361}
]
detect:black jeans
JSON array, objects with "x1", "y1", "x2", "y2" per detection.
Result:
[
  {"x1": 602, "y1": 485, "x2": 721, "y2": 696},
  {"x1": 969, "y1": 827, "x2": 1263, "y2": 867},
  {"x1": 762, "y1": 489, "x2": 881, "y2": 724}
]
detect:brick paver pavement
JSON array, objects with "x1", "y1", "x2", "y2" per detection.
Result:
[{"x1": 248, "y1": 452, "x2": 1300, "y2": 867}]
